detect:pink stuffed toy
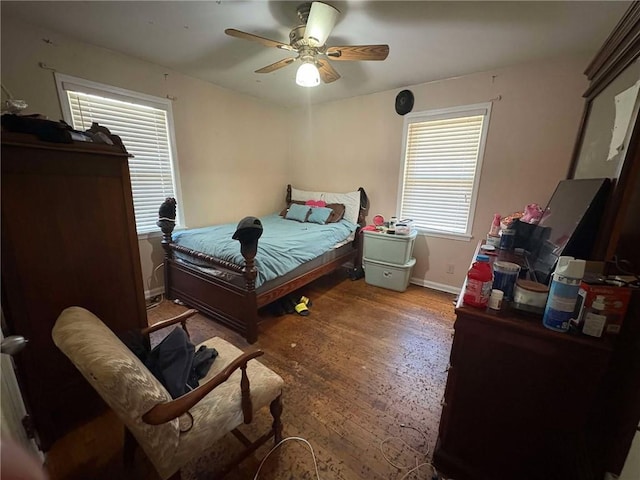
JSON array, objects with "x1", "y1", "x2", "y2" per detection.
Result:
[
  {"x1": 521, "y1": 203, "x2": 544, "y2": 224},
  {"x1": 305, "y1": 199, "x2": 327, "y2": 208}
]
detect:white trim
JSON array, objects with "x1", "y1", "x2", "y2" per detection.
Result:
[
  {"x1": 418, "y1": 230, "x2": 473, "y2": 242},
  {"x1": 138, "y1": 230, "x2": 163, "y2": 240},
  {"x1": 397, "y1": 101, "x2": 493, "y2": 237},
  {"x1": 410, "y1": 277, "x2": 461, "y2": 295},
  {"x1": 55, "y1": 73, "x2": 172, "y2": 110},
  {"x1": 164, "y1": 100, "x2": 185, "y2": 232},
  {"x1": 54, "y1": 73, "x2": 185, "y2": 233},
  {"x1": 145, "y1": 286, "x2": 165, "y2": 301},
  {"x1": 403, "y1": 102, "x2": 491, "y2": 122},
  {"x1": 467, "y1": 102, "x2": 492, "y2": 237},
  {"x1": 0, "y1": 330, "x2": 44, "y2": 459}
]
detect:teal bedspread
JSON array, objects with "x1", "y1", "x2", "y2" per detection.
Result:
[{"x1": 172, "y1": 214, "x2": 356, "y2": 287}]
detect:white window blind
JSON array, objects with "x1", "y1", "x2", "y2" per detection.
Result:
[
  {"x1": 56, "y1": 74, "x2": 180, "y2": 234},
  {"x1": 398, "y1": 104, "x2": 491, "y2": 238}
]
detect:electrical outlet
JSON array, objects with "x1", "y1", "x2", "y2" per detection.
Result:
[{"x1": 446, "y1": 264, "x2": 455, "y2": 274}]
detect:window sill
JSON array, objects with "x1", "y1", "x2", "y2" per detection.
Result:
[
  {"x1": 419, "y1": 230, "x2": 473, "y2": 242},
  {"x1": 137, "y1": 230, "x2": 163, "y2": 240},
  {"x1": 137, "y1": 226, "x2": 185, "y2": 241}
]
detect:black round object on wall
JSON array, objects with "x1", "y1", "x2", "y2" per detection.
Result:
[{"x1": 395, "y1": 90, "x2": 414, "y2": 115}]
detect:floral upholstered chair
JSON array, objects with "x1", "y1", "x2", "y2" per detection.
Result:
[{"x1": 52, "y1": 306, "x2": 283, "y2": 480}]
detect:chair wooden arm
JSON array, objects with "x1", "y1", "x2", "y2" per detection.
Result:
[
  {"x1": 141, "y1": 309, "x2": 198, "y2": 337},
  {"x1": 141, "y1": 350, "x2": 264, "y2": 426}
]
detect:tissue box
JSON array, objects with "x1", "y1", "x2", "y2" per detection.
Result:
[{"x1": 395, "y1": 219, "x2": 415, "y2": 235}]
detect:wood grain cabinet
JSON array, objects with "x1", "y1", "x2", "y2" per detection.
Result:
[
  {"x1": 433, "y1": 304, "x2": 613, "y2": 480},
  {"x1": 1, "y1": 130, "x2": 147, "y2": 450}
]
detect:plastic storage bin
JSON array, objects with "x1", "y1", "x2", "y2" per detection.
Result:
[
  {"x1": 362, "y1": 230, "x2": 417, "y2": 265},
  {"x1": 363, "y1": 257, "x2": 416, "y2": 292}
]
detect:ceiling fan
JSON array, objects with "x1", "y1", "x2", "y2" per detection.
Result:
[{"x1": 225, "y1": 1, "x2": 389, "y2": 87}]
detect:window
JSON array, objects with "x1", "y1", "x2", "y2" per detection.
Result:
[
  {"x1": 55, "y1": 74, "x2": 181, "y2": 234},
  {"x1": 398, "y1": 103, "x2": 491, "y2": 239}
]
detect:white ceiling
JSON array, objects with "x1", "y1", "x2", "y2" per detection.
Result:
[{"x1": 1, "y1": 1, "x2": 632, "y2": 108}]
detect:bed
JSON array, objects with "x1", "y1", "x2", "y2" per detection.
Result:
[{"x1": 157, "y1": 185, "x2": 369, "y2": 343}]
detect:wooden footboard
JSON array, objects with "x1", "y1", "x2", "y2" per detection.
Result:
[
  {"x1": 157, "y1": 186, "x2": 369, "y2": 344},
  {"x1": 164, "y1": 257, "x2": 260, "y2": 342}
]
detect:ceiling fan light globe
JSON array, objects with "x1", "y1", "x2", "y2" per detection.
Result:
[
  {"x1": 296, "y1": 62, "x2": 320, "y2": 87},
  {"x1": 304, "y1": 2, "x2": 340, "y2": 47}
]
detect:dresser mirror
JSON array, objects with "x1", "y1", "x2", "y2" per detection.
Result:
[{"x1": 571, "y1": 56, "x2": 640, "y2": 180}]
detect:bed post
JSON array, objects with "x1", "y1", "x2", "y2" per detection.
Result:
[
  {"x1": 233, "y1": 217, "x2": 263, "y2": 344},
  {"x1": 286, "y1": 184, "x2": 292, "y2": 204},
  {"x1": 239, "y1": 242, "x2": 258, "y2": 290},
  {"x1": 157, "y1": 198, "x2": 177, "y2": 299}
]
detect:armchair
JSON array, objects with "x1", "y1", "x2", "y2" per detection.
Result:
[{"x1": 52, "y1": 306, "x2": 283, "y2": 480}]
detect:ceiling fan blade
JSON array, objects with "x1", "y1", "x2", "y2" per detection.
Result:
[
  {"x1": 326, "y1": 45, "x2": 390, "y2": 61},
  {"x1": 304, "y1": 2, "x2": 340, "y2": 48},
  {"x1": 255, "y1": 57, "x2": 296, "y2": 74},
  {"x1": 317, "y1": 60, "x2": 340, "y2": 84},
  {"x1": 225, "y1": 28, "x2": 295, "y2": 52}
]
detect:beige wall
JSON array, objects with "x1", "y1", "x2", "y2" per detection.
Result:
[
  {"x1": 288, "y1": 57, "x2": 589, "y2": 291},
  {"x1": 1, "y1": 17, "x2": 291, "y2": 296},
  {"x1": 2, "y1": 16, "x2": 589, "y2": 295}
]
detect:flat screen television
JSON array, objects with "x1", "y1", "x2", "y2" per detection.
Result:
[{"x1": 522, "y1": 178, "x2": 611, "y2": 285}]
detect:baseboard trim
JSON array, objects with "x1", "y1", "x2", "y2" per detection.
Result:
[
  {"x1": 145, "y1": 286, "x2": 165, "y2": 301},
  {"x1": 410, "y1": 277, "x2": 460, "y2": 295}
]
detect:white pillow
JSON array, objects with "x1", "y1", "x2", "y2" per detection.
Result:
[
  {"x1": 291, "y1": 187, "x2": 325, "y2": 203},
  {"x1": 323, "y1": 190, "x2": 361, "y2": 225}
]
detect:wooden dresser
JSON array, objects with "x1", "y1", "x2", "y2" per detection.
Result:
[
  {"x1": 434, "y1": 5, "x2": 640, "y2": 478},
  {"x1": 433, "y1": 286, "x2": 614, "y2": 480},
  {"x1": 1, "y1": 129, "x2": 147, "y2": 450}
]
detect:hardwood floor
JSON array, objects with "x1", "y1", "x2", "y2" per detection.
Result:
[{"x1": 43, "y1": 270, "x2": 456, "y2": 479}]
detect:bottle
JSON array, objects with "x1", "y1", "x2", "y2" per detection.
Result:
[
  {"x1": 582, "y1": 295, "x2": 607, "y2": 337},
  {"x1": 542, "y1": 256, "x2": 586, "y2": 332},
  {"x1": 488, "y1": 289, "x2": 504, "y2": 310},
  {"x1": 463, "y1": 254, "x2": 493, "y2": 309},
  {"x1": 489, "y1": 213, "x2": 501, "y2": 236}
]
